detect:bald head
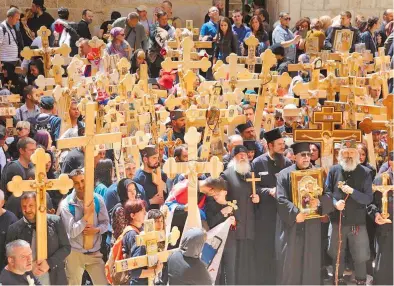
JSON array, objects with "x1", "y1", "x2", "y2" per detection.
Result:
[{"x1": 384, "y1": 9, "x2": 393, "y2": 22}]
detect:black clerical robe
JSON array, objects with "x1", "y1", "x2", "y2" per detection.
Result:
[
  {"x1": 222, "y1": 168, "x2": 258, "y2": 285},
  {"x1": 367, "y1": 170, "x2": 393, "y2": 285},
  {"x1": 251, "y1": 153, "x2": 292, "y2": 285},
  {"x1": 276, "y1": 164, "x2": 332, "y2": 285}
]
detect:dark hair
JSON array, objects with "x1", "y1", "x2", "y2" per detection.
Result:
[
  {"x1": 295, "y1": 17, "x2": 311, "y2": 31},
  {"x1": 82, "y1": 9, "x2": 92, "y2": 16},
  {"x1": 367, "y1": 16, "x2": 379, "y2": 29},
  {"x1": 124, "y1": 199, "x2": 147, "y2": 225},
  {"x1": 232, "y1": 9, "x2": 241, "y2": 16},
  {"x1": 22, "y1": 85, "x2": 35, "y2": 100},
  {"x1": 58, "y1": 7, "x2": 69, "y2": 20},
  {"x1": 26, "y1": 167, "x2": 35, "y2": 179},
  {"x1": 27, "y1": 59, "x2": 44, "y2": 85},
  {"x1": 218, "y1": 17, "x2": 233, "y2": 39},
  {"x1": 340, "y1": 11, "x2": 352, "y2": 19},
  {"x1": 94, "y1": 159, "x2": 113, "y2": 187},
  {"x1": 34, "y1": 130, "x2": 50, "y2": 149},
  {"x1": 174, "y1": 144, "x2": 187, "y2": 160},
  {"x1": 202, "y1": 176, "x2": 227, "y2": 191},
  {"x1": 21, "y1": 191, "x2": 36, "y2": 200},
  {"x1": 244, "y1": 4, "x2": 251, "y2": 13},
  {"x1": 249, "y1": 15, "x2": 265, "y2": 33},
  {"x1": 111, "y1": 11, "x2": 121, "y2": 20},
  {"x1": 68, "y1": 168, "x2": 84, "y2": 178},
  {"x1": 156, "y1": 10, "x2": 167, "y2": 19},
  {"x1": 242, "y1": 104, "x2": 254, "y2": 112},
  {"x1": 17, "y1": 137, "x2": 35, "y2": 151},
  {"x1": 357, "y1": 143, "x2": 369, "y2": 164},
  {"x1": 147, "y1": 209, "x2": 164, "y2": 220},
  {"x1": 117, "y1": 179, "x2": 137, "y2": 205}
]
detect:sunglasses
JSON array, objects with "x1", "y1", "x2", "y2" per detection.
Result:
[
  {"x1": 119, "y1": 33, "x2": 125, "y2": 36},
  {"x1": 283, "y1": 17, "x2": 291, "y2": 20},
  {"x1": 16, "y1": 127, "x2": 24, "y2": 131},
  {"x1": 275, "y1": 117, "x2": 283, "y2": 120},
  {"x1": 299, "y1": 152, "x2": 312, "y2": 158}
]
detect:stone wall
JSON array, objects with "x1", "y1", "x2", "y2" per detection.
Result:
[{"x1": 1, "y1": 0, "x2": 392, "y2": 35}]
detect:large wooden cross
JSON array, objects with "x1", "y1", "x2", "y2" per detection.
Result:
[
  {"x1": 161, "y1": 37, "x2": 211, "y2": 72},
  {"x1": 163, "y1": 127, "x2": 223, "y2": 232},
  {"x1": 294, "y1": 107, "x2": 362, "y2": 172},
  {"x1": 7, "y1": 148, "x2": 73, "y2": 260},
  {"x1": 20, "y1": 26, "x2": 71, "y2": 77},
  {"x1": 372, "y1": 172, "x2": 393, "y2": 220},
  {"x1": 57, "y1": 101, "x2": 122, "y2": 249}
]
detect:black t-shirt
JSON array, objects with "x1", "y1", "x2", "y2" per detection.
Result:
[
  {"x1": 0, "y1": 211, "x2": 18, "y2": 270},
  {"x1": 27, "y1": 12, "x2": 55, "y2": 34},
  {"x1": 61, "y1": 148, "x2": 84, "y2": 174},
  {"x1": 0, "y1": 269, "x2": 41, "y2": 285},
  {"x1": 100, "y1": 20, "x2": 114, "y2": 35},
  {"x1": 1, "y1": 161, "x2": 31, "y2": 199}
]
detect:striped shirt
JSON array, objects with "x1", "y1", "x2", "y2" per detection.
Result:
[{"x1": 0, "y1": 20, "x2": 19, "y2": 62}]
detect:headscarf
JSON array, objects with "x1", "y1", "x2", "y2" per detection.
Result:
[
  {"x1": 180, "y1": 228, "x2": 206, "y2": 258},
  {"x1": 117, "y1": 178, "x2": 136, "y2": 204},
  {"x1": 110, "y1": 27, "x2": 124, "y2": 39}
]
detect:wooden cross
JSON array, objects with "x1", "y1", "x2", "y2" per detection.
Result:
[
  {"x1": 35, "y1": 75, "x2": 56, "y2": 96},
  {"x1": 165, "y1": 70, "x2": 197, "y2": 110},
  {"x1": 87, "y1": 37, "x2": 106, "y2": 76},
  {"x1": 20, "y1": 26, "x2": 71, "y2": 77},
  {"x1": 161, "y1": 37, "x2": 211, "y2": 72},
  {"x1": 49, "y1": 54, "x2": 65, "y2": 86},
  {"x1": 7, "y1": 148, "x2": 73, "y2": 260},
  {"x1": 163, "y1": 127, "x2": 223, "y2": 231},
  {"x1": 320, "y1": 62, "x2": 349, "y2": 101},
  {"x1": 243, "y1": 35, "x2": 260, "y2": 73},
  {"x1": 57, "y1": 101, "x2": 122, "y2": 249},
  {"x1": 373, "y1": 47, "x2": 394, "y2": 99},
  {"x1": 266, "y1": 72, "x2": 293, "y2": 111},
  {"x1": 372, "y1": 172, "x2": 393, "y2": 220},
  {"x1": 359, "y1": 95, "x2": 394, "y2": 153},
  {"x1": 116, "y1": 58, "x2": 131, "y2": 82},
  {"x1": 159, "y1": 129, "x2": 183, "y2": 158},
  {"x1": 294, "y1": 107, "x2": 362, "y2": 172},
  {"x1": 114, "y1": 219, "x2": 180, "y2": 286},
  {"x1": 246, "y1": 172, "x2": 261, "y2": 196},
  {"x1": 167, "y1": 20, "x2": 212, "y2": 49}
]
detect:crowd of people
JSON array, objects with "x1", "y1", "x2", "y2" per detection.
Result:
[{"x1": 0, "y1": 0, "x2": 393, "y2": 285}]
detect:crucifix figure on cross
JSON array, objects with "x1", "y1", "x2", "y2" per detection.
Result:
[
  {"x1": 372, "y1": 172, "x2": 393, "y2": 221},
  {"x1": 7, "y1": 148, "x2": 74, "y2": 260}
]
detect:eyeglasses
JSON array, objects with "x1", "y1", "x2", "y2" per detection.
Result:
[
  {"x1": 16, "y1": 127, "x2": 24, "y2": 131},
  {"x1": 283, "y1": 17, "x2": 291, "y2": 20},
  {"x1": 119, "y1": 33, "x2": 125, "y2": 36},
  {"x1": 299, "y1": 152, "x2": 312, "y2": 158}
]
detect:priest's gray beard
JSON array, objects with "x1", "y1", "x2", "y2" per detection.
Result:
[
  {"x1": 338, "y1": 151, "x2": 360, "y2": 172},
  {"x1": 228, "y1": 158, "x2": 251, "y2": 175}
]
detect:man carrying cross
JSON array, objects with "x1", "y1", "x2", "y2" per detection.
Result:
[
  {"x1": 162, "y1": 110, "x2": 186, "y2": 144},
  {"x1": 59, "y1": 169, "x2": 109, "y2": 285},
  {"x1": 6, "y1": 192, "x2": 70, "y2": 285}
]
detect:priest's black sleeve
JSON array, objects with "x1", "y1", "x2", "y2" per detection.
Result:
[{"x1": 276, "y1": 170, "x2": 298, "y2": 227}]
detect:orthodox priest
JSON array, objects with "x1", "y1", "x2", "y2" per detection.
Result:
[
  {"x1": 367, "y1": 151, "x2": 393, "y2": 285},
  {"x1": 251, "y1": 128, "x2": 292, "y2": 285},
  {"x1": 276, "y1": 142, "x2": 332, "y2": 285},
  {"x1": 325, "y1": 140, "x2": 373, "y2": 285},
  {"x1": 221, "y1": 145, "x2": 260, "y2": 285}
]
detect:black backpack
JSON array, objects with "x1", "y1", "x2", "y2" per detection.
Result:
[{"x1": 27, "y1": 114, "x2": 53, "y2": 138}]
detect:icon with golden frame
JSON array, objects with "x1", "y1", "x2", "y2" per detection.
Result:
[{"x1": 291, "y1": 168, "x2": 324, "y2": 219}]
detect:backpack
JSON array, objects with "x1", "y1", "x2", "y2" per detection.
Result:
[
  {"x1": 105, "y1": 225, "x2": 139, "y2": 285},
  {"x1": 1, "y1": 23, "x2": 24, "y2": 55},
  {"x1": 67, "y1": 193, "x2": 101, "y2": 216},
  {"x1": 28, "y1": 114, "x2": 53, "y2": 139}
]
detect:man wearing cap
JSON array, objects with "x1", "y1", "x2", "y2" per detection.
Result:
[
  {"x1": 236, "y1": 120, "x2": 264, "y2": 159},
  {"x1": 251, "y1": 128, "x2": 292, "y2": 284},
  {"x1": 28, "y1": 0, "x2": 55, "y2": 34},
  {"x1": 276, "y1": 142, "x2": 332, "y2": 285},
  {"x1": 133, "y1": 145, "x2": 168, "y2": 210},
  {"x1": 269, "y1": 43, "x2": 292, "y2": 74},
  {"x1": 162, "y1": 110, "x2": 186, "y2": 143},
  {"x1": 221, "y1": 145, "x2": 260, "y2": 284},
  {"x1": 136, "y1": 5, "x2": 151, "y2": 36},
  {"x1": 325, "y1": 140, "x2": 373, "y2": 285},
  {"x1": 367, "y1": 151, "x2": 393, "y2": 285},
  {"x1": 35, "y1": 96, "x2": 61, "y2": 144}
]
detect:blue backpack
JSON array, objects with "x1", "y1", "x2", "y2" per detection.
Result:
[{"x1": 67, "y1": 193, "x2": 101, "y2": 216}]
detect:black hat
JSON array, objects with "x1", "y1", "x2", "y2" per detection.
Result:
[
  {"x1": 291, "y1": 142, "x2": 311, "y2": 155},
  {"x1": 32, "y1": 0, "x2": 44, "y2": 7},
  {"x1": 237, "y1": 120, "x2": 254, "y2": 133},
  {"x1": 140, "y1": 145, "x2": 158, "y2": 158},
  {"x1": 0, "y1": 125, "x2": 6, "y2": 139},
  {"x1": 263, "y1": 128, "x2": 282, "y2": 143},
  {"x1": 40, "y1": 96, "x2": 54, "y2": 110},
  {"x1": 389, "y1": 151, "x2": 394, "y2": 161},
  {"x1": 170, "y1": 110, "x2": 185, "y2": 120},
  {"x1": 232, "y1": 145, "x2": 248, "y2": 157},
  {"x1": 243, "y1": 140, "x2": 257, "y2": 151},
  {"x1": 269, "y1": 43, "x2": 285, "y2": 57}
]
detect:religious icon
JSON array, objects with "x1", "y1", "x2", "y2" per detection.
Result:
[
  {"x1": 333, "y1": 29, "x2": 354, "y2": 53},
  {"x1": 305, "y1": 37, "x2": 319, "y2": 54},
  {"x1": 291, "y1": 168, "x2": 324, "y2": 219}
]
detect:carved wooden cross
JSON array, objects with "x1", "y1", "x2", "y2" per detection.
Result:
[
  {"x1": 246, "y1": 172, "x2": 261, "y2": 196},
  {"x1": 7, "y1": 148, "x2": 73, "y2": 260},
  {"x1": 116, "y1": 57, "x2": 131, "y2": 82},
  {"x1": 165, "y1": 70, "x2": 197, "y2": 110},
  {"x1": 114, "y1": 219, "x2": 180, "y2": 286},
  {"x1": 35, "y1": 75, "x2": 56, "y2": 96},
  {"x1": 294, "y1": 107, "x2": 362, "y2": 172},
  {"x1": 243, "y1": 35, "x2": 260, "y2": 73},
  {"x1": 266, "y1": 72, "x2": 293, "y2": 110},
  {"x1": 372, "y1": 172, "x2": 393, "y2": 220},
  {"x1": 373, "y1": 47, "x2": 394, "y2": 99},
  {"x1": 57, "y1": 101, "x2": 122, "y2": 249},
  {"x1": 168, "y1": 21, "x2": 212, "y2": 49},
  {"x1": 161, "y1": 37, "x2": 212, "y2": 72},
  {"x1": 159, "y1": 128, "x2": 183, "y2": 158},
  {"x1": 49, "y1": 54, "x2": 65, "y2": 86},
  {"x1": 20, "y1": 26, "x2": 71, "y2": 77},
  {"x1": 163, "y1": 127, "x2": 223, "y2": 231},
  {"x1": 87, "y1": 37, "x2": 106, "y2": 76}
]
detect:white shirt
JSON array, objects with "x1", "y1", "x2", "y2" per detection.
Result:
[{"x1": 0, "y1": 20, "x2": 19, "y2": 62}]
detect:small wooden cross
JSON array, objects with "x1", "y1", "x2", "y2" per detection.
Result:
[
  {"x1": 116, "y1": 57, "x2": 131, "y2": 82},
  {"x1": 20, "y1": 26, "x2": 71, "y2": 77},
  {"x1": 243, "y1": 35, "x2": 260, "y2": 73},
  {"x1": 87, "y1": 37, "x2": 106, "y2": 76},
  {"x1": 372, "y1": 172, "x2": 393, "y2": 220},
  {"x1": 165, "y1": 70, "x2": 197, "y2": 110},
  {"x1": 35, "y1": 75, "x2": 56, "y2": 96},
  {"x1": 7, "y1": 148, "x2": 73, "y2": 260},
  {"x1": 57, "y1": 101, "x2": 122, "y2": 249},
  {"x1": 246, "y1": 173, "x2": 261, "y2": 196},
  {"x1": 49, "y1": 54, "x2": 65, "y2": 86},
  {"x1": 163, "y1": 127, "x2": 223, "y2": 232}
]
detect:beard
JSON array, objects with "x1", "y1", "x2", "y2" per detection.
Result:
[
  {"x1": 338, "y1": 152, "x2": 360, "y2": 172},
  {"x1": 273, "y1": 152, "x2": 285, "y2": 168},
  {"x1": 228, "y1": 158, "x2": 251, "y2": 175},
  {"x1": 148, "y1": 162, "x2": 159, "y2": 169}
]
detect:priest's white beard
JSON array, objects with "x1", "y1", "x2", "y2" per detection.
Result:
[
  {"x1": 228, "y1": 158, "x2": 251, "y2": 175},
  {"x1": 338, "y1": 152, "x2": 360, "y2": 172}
]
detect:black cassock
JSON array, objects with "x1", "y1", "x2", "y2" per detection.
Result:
[
  {"x1": 276, "y1": 164, "x2": 332, "y2": 285},
  {"x1": 252, "y1": 154, "x2": 292, "y2": 285},
  {"x1": 367, "y1": 170, "x2": 393, "y2": 285},
  {"x1": 222, "y1": 168, "x2": 258, "y2": 285}
]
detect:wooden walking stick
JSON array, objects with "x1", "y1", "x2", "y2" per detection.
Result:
[{"x1": 335, "y1": 181, "x2": 350, "y2": 286}]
